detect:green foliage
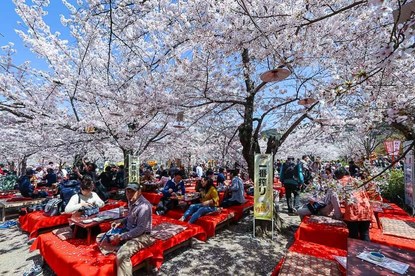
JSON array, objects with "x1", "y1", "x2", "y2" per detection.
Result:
[
  {"x1": 381, "y1": 169, "x2": 404, "y2": 203},
  {"x1": 0, "y1": 174, "x2": 18, "y2": 191}
]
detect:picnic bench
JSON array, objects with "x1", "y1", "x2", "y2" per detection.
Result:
[{"x1": 0, "y1": 198, "x2": 44, "y2": 222}]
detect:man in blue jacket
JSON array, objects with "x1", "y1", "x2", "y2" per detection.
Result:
[
  {"x1": 156, "y1": 171, "x2": 185, "y2": 215},
  {"x1": 18, "y1": 168, "x2": 48, "y2": 198}
]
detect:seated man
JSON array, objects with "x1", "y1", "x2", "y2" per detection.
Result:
[
  {"x1": 297, "y1": 187, "x2": 342, "y2": 221},
  {"x1": 216, "y1": 168, "x2": 226, "y2": 191},
  {"x1": 43, "y1": 168, "x2": 57, "y2": 187},
  {"x1": 179, "y1": 178, "x2": 220, "y2": 223},
  {"x1": 108, "y1": 183, "x2": 153, "y2": 276},
  {"x1": 18, "y1": 168, "x2": 48, "y2": 198},
  {"x1": 221, "y1": 169, "x2": 246, "y2": 207},
  {"x1": 155, "y1": 171, "x2": 185, "y2": 215}
]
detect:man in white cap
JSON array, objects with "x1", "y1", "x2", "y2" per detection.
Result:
[{"x1": 109, "y1": 182, "x2": 153, "y2": 276}]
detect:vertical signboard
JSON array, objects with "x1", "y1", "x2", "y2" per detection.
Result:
[
  {"x1": 254, "y1": 154, "x2": 273, "y2": 221},
  {"x1": 403, "y1": 141, "x2": 415, "y2": 215},
  {"x1": 128, "y1": 155, "x2": 140, "y2": 183}
]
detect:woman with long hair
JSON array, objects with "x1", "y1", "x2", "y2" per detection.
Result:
[{"x1": 179, "y1": 178, "x2": 220, "y2": 223}]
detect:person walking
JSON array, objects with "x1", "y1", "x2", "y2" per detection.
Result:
[{"x1": 280, "y1": 156, "x2": 304, "y2": 214}]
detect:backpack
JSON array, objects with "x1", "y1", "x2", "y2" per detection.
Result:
[
  {"x1": 303, "y1": 167, "x2": 312, "y2": 184},
  {"x1": 94, "y1": 180, "x2": 109, "y2": 203},
  {"x1": 60, "y1": 180, "x2": 81, "y2": 211},
  {"x1": 283, "y1": 162, "x2": 298, "y2": 181},
  {"x1": 44, "y1": 198, "x2": 63, "y2": 217}
]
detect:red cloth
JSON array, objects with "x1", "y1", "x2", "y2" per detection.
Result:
[
  {"x1": 271, "y1": 240, "x2": 347, "y2": 276},
  {"x1": 271, "y1": 257, "x2": 285, "y2": 276},
  {"x1": 370, "y1": 212, "x2": 415, "y2": 252},
  {"x1": 19, "y1": 211, "x2": 71, "y2": 238},
  {"x1": 193, "y1": 209, "x2": 234, "y2": 237},
  {"x1": 381, "y1": 203, "x2": 410, "y2": 217},
  {"x1": 185, "y1": 186, "x2": 196, "y2": 193},
  {"x1": 294, "y1": 216, "x2": 348, "y2": 250},
  {"x1": 226, "y1": 199, "x2": 253, "y2": 222},
  {"x1": 31, "y1": 232, "x2": 154, "y2": 276},
  {"x1": 0, "y1": 191, "x2": 17, "y2": 199},
  {"x1": 164, "y1": 208, "x2": 235, "y2": 237},
  {"x1": 289, "y1": 239, "x2": 347, "y2": 261},
  {"x1": 19, "y1": 202, "x2": 126, "y2": 238},
  {"x1": 31, "y1": 214, "x2": 206, "y2": 275},
  {"x1": 151, "y1": 215, "x2": 207, "y2": 267},
  {"x1": 6, "y1": 196, "x2": 34, "y2": 202},
  {"x1": 142, "y1": 192, "x2": 162, "y2": 205}
]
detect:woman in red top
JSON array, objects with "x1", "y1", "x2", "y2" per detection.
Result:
[{"x1": 335, "y1": 168, "x2": 373, "y2": 241}]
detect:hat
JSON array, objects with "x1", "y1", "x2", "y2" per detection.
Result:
[
  {"x1": 26, "y1": 168, "x2": 35, "y2": 176},
  {"x1": 125, "y1": 183, "x2": 141, "y2": 191},
  {"x1": 287, "y1": 156, "x2": 295, "y2": 160}
]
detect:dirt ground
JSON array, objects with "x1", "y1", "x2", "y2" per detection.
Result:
[{"x1": 0, "y1": 203, "x2": 300, "y2": 276}]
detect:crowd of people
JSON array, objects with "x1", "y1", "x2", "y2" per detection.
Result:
[
  {"x1": 278, "y1": 155, "x2": 377, "y2": 242},
  {"x1": 0, "y1": 155, "x2": 398, "y2": 275}
]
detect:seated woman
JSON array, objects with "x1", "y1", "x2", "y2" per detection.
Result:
[
  {"x1": 297, "y1": 167, "x2": 350, "y2": 220},
  {"x1": 179, "y1": 178, "x2": 220, "y2": 223},
  {"x1": 297, "y1": 187, "x2": 342, "y2": 220},
  {"x1": 64, "y1": 176, "x2": 105, "y2": 214}
]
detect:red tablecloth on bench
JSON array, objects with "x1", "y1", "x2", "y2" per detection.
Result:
[
  {"x1": 31, "y1": 214, "x2": 206, "y2": 275},
  {"x1": 31, "y1": 231, "x2": 155, "y2": 276},
  {"x1": 226, "y1": 198, "x2": 253, "y2": 222},
  {"x1": 380, "y1": 203, "x2": 410, "y2": 217},
  {"x1": 164, "y1": 208, "x2": 235, "y2": 238},
  {"x1": 294, "y1": 216, "x2": 348, "y2": 250},
  {"x1": 369, "y1": 212, "x2": 415, "y2": 252},
  {"x1": 142, "y1": 192, "x2": 162, "y2": 205},
  {"x1": 20, "y1": 201, "x2": 126, "y2": 238}
]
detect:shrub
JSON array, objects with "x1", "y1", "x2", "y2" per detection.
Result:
[{"x1": 381, "y1": 169, "x2": 404, "y2": 204}]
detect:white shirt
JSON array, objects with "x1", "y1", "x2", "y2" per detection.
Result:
[
  {"x1": 196, "y1": 166, "x2": 203, "y2": 177},
  {"x1": 64, "y1": 192, "x2": 105, "y2": 213}
]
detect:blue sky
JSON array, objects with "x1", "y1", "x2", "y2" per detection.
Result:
[{"x1": 0, "y1": 1, "x2": 69, "y2": 70}]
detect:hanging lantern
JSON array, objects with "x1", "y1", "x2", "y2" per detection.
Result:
[
  {"x1": 298, "y1": 98, "x2": 317, "y2": 106},
  {"x1": 85, "y1": 125, "x2": 96, "y2": 134},
  {"x1": 173, "y1": 111, "x2": 186, "y2": 129},
  {"x1": 260, "y1": 67, "x2": 291, "y2": 83}
]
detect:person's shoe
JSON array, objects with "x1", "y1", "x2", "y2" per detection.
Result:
[
  {"x1": 178, "y1": 216, "x2": 185, "y2": 222},
  {"x1": 23, "y1": 264, "x2": 42, "y2": 276},
  {"x1": 155, "y1": 210, "x2": 164, "y2": 216},
  {"x1": 27, "y1": 238, "x2": 36, "y2": 245}
]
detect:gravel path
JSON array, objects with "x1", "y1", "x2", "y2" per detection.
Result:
[{"x1": 0, "y1": 204, "x2": 300, "y2": 276}]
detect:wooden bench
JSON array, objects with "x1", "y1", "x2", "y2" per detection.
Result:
[{"x1": 0, "y1": 198, "x2": 44, "y2": 222}]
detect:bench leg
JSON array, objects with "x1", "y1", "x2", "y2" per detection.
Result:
[
  {"x1": 87, "y1": 228, "x2": 92, "y2": 244},
  {"x1": 1, "y1": 206, "x2": 5, "y2": 222}
]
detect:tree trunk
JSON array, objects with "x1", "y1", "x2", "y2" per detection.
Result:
[
  {"x1": 19, "y1": 156, "x2": 28, "y2": 176},
  {"x1": 123, "y1": 148, "x2": 133, "y2": 186}
]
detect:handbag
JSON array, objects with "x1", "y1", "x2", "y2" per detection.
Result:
[
  {"x1": 79, "y1": 205, "x2": 100, "y2": 216},
  {"x1": 44, "y1": 198, "x2": 63, "y2": 217},
  {"x1": 306, "y1": 201, "x2": 327, "y2": 215}
]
